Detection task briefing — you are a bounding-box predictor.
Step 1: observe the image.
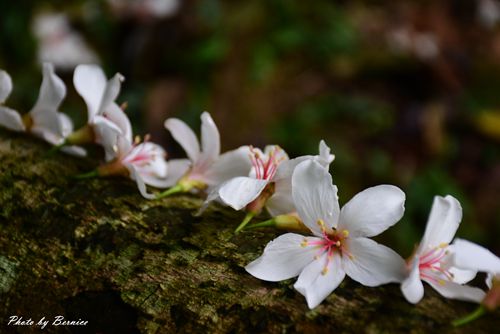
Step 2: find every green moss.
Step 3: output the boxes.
[0,130,499,333]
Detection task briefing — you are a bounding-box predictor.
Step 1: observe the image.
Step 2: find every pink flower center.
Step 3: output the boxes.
[249,146,284,181]
[122,137,160,168]
[301,219,351,275]
[418,244,454,284]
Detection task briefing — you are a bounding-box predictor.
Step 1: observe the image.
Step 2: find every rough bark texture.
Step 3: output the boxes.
[0,130,498,333]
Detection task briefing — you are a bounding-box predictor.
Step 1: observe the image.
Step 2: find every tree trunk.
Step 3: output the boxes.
[0,130,498,333]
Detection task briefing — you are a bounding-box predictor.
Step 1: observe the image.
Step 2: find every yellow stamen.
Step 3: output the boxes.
[439,242,448,249]
[438,279,446,286]
[316,219,326,233]
[321,267,329,275]
[342,230,349,237]
[300,239,308,248]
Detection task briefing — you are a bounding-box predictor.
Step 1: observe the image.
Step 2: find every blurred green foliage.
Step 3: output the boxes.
[0,0,498,254]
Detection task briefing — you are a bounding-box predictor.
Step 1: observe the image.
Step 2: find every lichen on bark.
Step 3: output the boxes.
[0,130,498,333]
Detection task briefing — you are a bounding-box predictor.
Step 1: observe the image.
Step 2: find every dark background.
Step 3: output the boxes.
[1,0,498,256]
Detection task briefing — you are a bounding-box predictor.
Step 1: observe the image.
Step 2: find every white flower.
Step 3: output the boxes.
[157,112,252,197]
[451,238,500,293]
[214,140,334,232]
[246,160,406,309]
[400,196,486,304]
[70,64,132,160]
[0,64,85,156]
[96,134,169,199]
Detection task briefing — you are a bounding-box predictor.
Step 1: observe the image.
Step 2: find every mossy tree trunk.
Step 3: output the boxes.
[0,130,498,333]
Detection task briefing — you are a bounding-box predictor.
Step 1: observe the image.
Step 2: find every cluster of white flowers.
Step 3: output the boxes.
[1,63,498,319]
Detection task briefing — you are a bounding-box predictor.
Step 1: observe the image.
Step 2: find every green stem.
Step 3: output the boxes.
[45,141,66,157]
[156,184,184,199]
[246,218,276,230]
[235,212,256,233]
[72,170,99,180]
[452,306,486,327]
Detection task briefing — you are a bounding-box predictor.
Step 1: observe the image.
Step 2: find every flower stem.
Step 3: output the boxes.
[45,141,66,157]
[246,218,276,230]
[452,306,485,327]
[72,170,99,180]
[156,184,184,199]
[235,211,256,233]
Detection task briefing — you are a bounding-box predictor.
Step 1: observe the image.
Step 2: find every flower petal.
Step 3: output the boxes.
[203,146,252,186]
[401,257,424,304]
[427,280,485,303]
[102,103,132,143]
[164,117,200,162]
[292,160,340,236]
[163,158,191,187]
[93,116,124,161]
[98,73,124,114]
[338,185,405,238]
[30,63,66,114]
[0,106,25,131]
[245,233,319,281]
[57,112,74,137]
[317,140,335,166]
[126,164,156,199]
[61,145,87,157]
[342,237,406,286]
[418,195,462,251]
[294,252,345,309]
[451,238,500,274]
[218,177,269,210]
[73,64,106,121]
[0,70,13,103]
[198,111,220,167]
[266,188,295,216]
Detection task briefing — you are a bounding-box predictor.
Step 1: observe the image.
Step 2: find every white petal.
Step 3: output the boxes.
[102,103,132,143]
[203,145,252,186]
[126,165,156,199]
[294,252,345,309]
[266,189,295,216]
[338,185,405,238]
[427,280,485,303]
[164,117,200,162]
[0,107,25,131]
[30,63,66,114]
[0,70,13,103]
[73,64,106,121]
[292,160,340,236]
[451,238,500,274]
[245,233,319,281]
[486,273,494,289]
[163,158,191,187]
[317,140,335,166]
[198,111,220,167]
[218,177,269,210]
[418,195,462,251]
[342,237,406,286]
[98,73,124,114]
[401,258,424,304]
[61,145,87,157]
[93,116,124,161]
[57,112,74,137]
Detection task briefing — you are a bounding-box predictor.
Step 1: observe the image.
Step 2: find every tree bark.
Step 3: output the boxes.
[0,130,498,333]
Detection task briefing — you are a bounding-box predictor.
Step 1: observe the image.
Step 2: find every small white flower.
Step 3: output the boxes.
[400,196,486,304]
[97,134,169,199]
[71,64,132,160]
[218,141,334,213]
[158,112,252,196]
[0,64,85,156]
[246,160,406,309]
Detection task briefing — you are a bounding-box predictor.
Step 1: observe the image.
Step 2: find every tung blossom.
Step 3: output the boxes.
[400,195,486,304]
[86,134,169,199]
[246,160,406,309]
[156,112,252,198]
[215,140,334,232]
[64,64,132,160]
[0,64,84,156]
